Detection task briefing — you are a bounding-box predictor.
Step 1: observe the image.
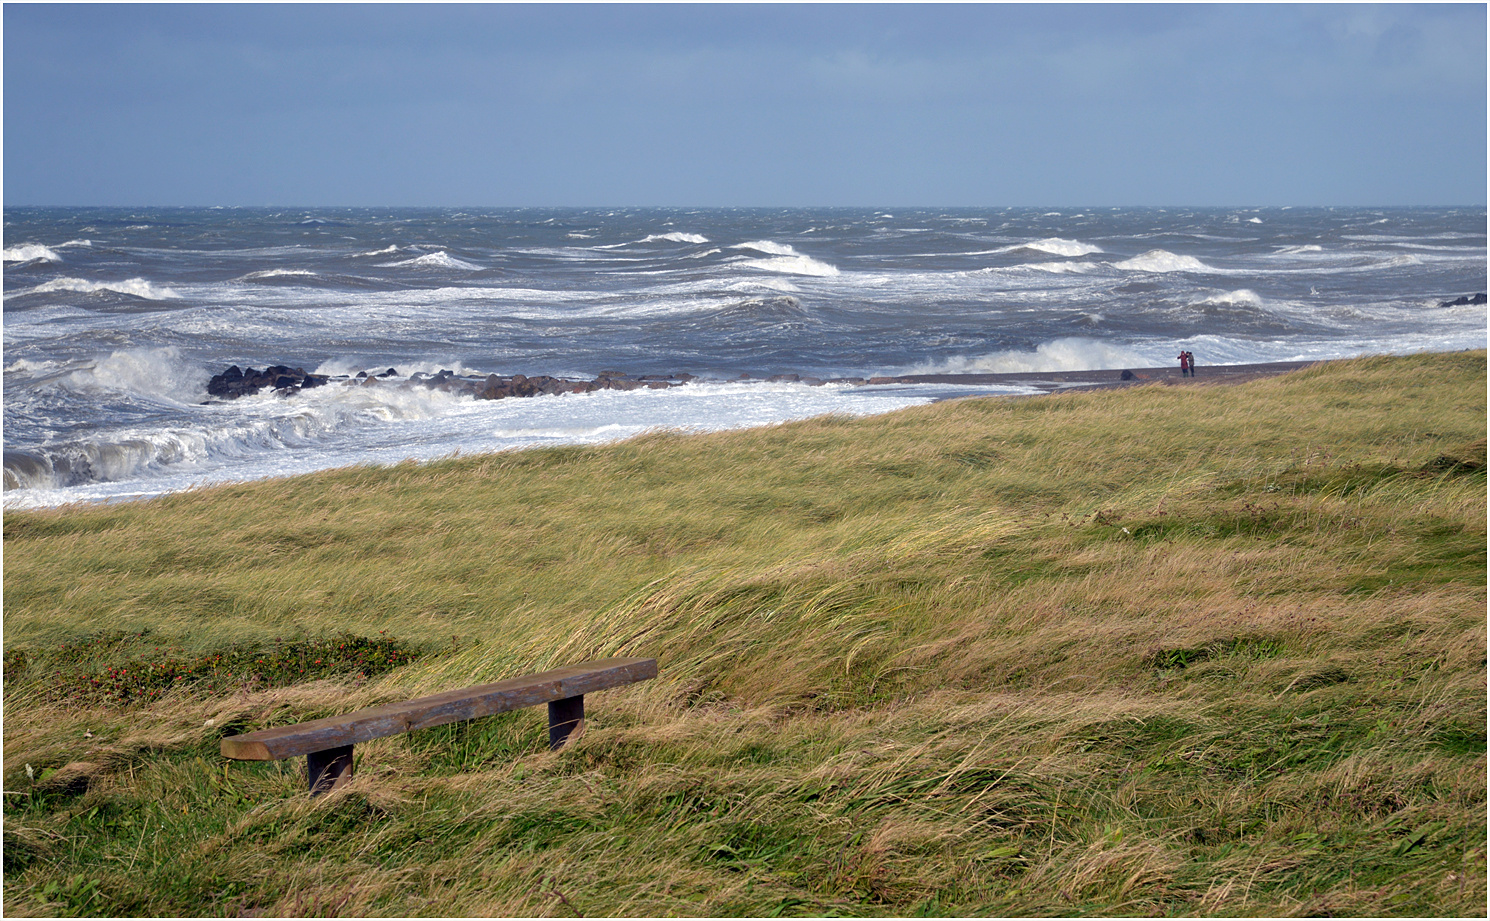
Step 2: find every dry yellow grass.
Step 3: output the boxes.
[3,350,1485,916]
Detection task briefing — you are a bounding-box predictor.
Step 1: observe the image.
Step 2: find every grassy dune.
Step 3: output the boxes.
[3,351,1485,917]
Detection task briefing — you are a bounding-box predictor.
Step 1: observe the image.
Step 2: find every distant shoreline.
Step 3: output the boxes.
[892,358,1324,396]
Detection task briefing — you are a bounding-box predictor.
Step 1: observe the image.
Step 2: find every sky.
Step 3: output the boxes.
[4,3,1486,208]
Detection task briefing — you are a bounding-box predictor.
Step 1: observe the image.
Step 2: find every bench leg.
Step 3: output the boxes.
[307,744,354,795]
[548,695,585,750]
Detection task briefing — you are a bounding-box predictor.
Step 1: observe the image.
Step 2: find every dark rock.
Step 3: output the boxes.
[208,363,322,399]
[1440,293,1487,307]
[1120,369,1136,380]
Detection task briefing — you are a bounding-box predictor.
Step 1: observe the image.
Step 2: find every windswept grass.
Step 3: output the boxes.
[4,351,1485,916]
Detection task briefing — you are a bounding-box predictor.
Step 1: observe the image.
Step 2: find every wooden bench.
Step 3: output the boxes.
[221,656,657,794]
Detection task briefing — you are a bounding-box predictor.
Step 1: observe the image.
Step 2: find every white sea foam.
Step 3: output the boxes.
[736,255,841,277]
[1194,289,1268,309]
[379,251,484,270]
[734,240,812,257]
[4,357,63,376]
[357,245,401,257]
[1,378,952,508]
[1113,250,1216,273]
[3,243,63,263]
[1021,238,1104,257]
[17,277,180,299]
[241,269,320,280]
[639,232,709,244]
[906,338,1152,375]
[60,347,211,403]
[722,277,802,294]
[728,241,839,276]
[1015,261,1099,275]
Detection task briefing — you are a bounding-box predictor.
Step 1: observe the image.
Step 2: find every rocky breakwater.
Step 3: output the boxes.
[204,364,696,402]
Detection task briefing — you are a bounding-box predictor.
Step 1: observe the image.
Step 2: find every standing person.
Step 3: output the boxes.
[1187,351,1197,376]
[1178,350,1190,377]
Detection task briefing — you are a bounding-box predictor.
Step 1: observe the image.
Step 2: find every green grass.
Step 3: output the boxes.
[4,351,1485,916]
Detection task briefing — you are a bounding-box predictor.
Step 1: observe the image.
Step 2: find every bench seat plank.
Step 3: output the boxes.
[221,656,656,761]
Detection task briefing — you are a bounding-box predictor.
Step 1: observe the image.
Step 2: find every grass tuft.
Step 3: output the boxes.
[3,351,1484,916]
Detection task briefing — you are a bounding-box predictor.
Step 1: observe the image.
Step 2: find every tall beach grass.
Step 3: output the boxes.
[3,351,1485,916]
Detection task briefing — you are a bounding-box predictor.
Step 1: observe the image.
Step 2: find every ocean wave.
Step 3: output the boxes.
[728,241,839,276]
[4,358,64,377]
[4,376,471,493]
[28,347,212,404]
[16,277,180,299]
[1382,254,1424,267]
[1014,261,1099,275]
[721,277,802,294]
[732,240,798,257]
[3,243,63,263]
[710,295,809,325]
[639,232,709,244]
[906,338,1152,375]
[378,251,485,270]
[357,244,402,257]
[1020,238,1104,257]
[1193,289,1268,309]
[1274,244,1324,255]
[240,269,320,281]
[1113,250,1216,273]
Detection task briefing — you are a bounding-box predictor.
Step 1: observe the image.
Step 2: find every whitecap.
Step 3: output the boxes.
[241,269,319,281]
[17,277,180,299]
[3,243,62,263]
[731,240,800,256]
[60,347,211,403]
[378,251,485,270]
[357,244,401,257]
[1113,250,1215,273]
[1193,289,1267,309]
[734,255,841,277]
[906,337,1151,375]
[639,232,710,244]
[1021,238,1105,257]
[728,240,839,276]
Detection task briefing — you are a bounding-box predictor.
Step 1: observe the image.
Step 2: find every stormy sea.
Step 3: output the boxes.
[4,206,1485,509]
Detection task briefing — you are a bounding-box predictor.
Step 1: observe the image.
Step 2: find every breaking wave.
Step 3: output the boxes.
[729,240,839,276]
[1113,250,1216,273]
[1019,238,1104,257]
[379,251,485,270]
[639,232,709,244]
[3,243,63,263]
[907,338,1152,375]
[16,277,180,299]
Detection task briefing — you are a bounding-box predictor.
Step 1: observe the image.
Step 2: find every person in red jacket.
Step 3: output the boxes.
[1178,350,1191,377]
